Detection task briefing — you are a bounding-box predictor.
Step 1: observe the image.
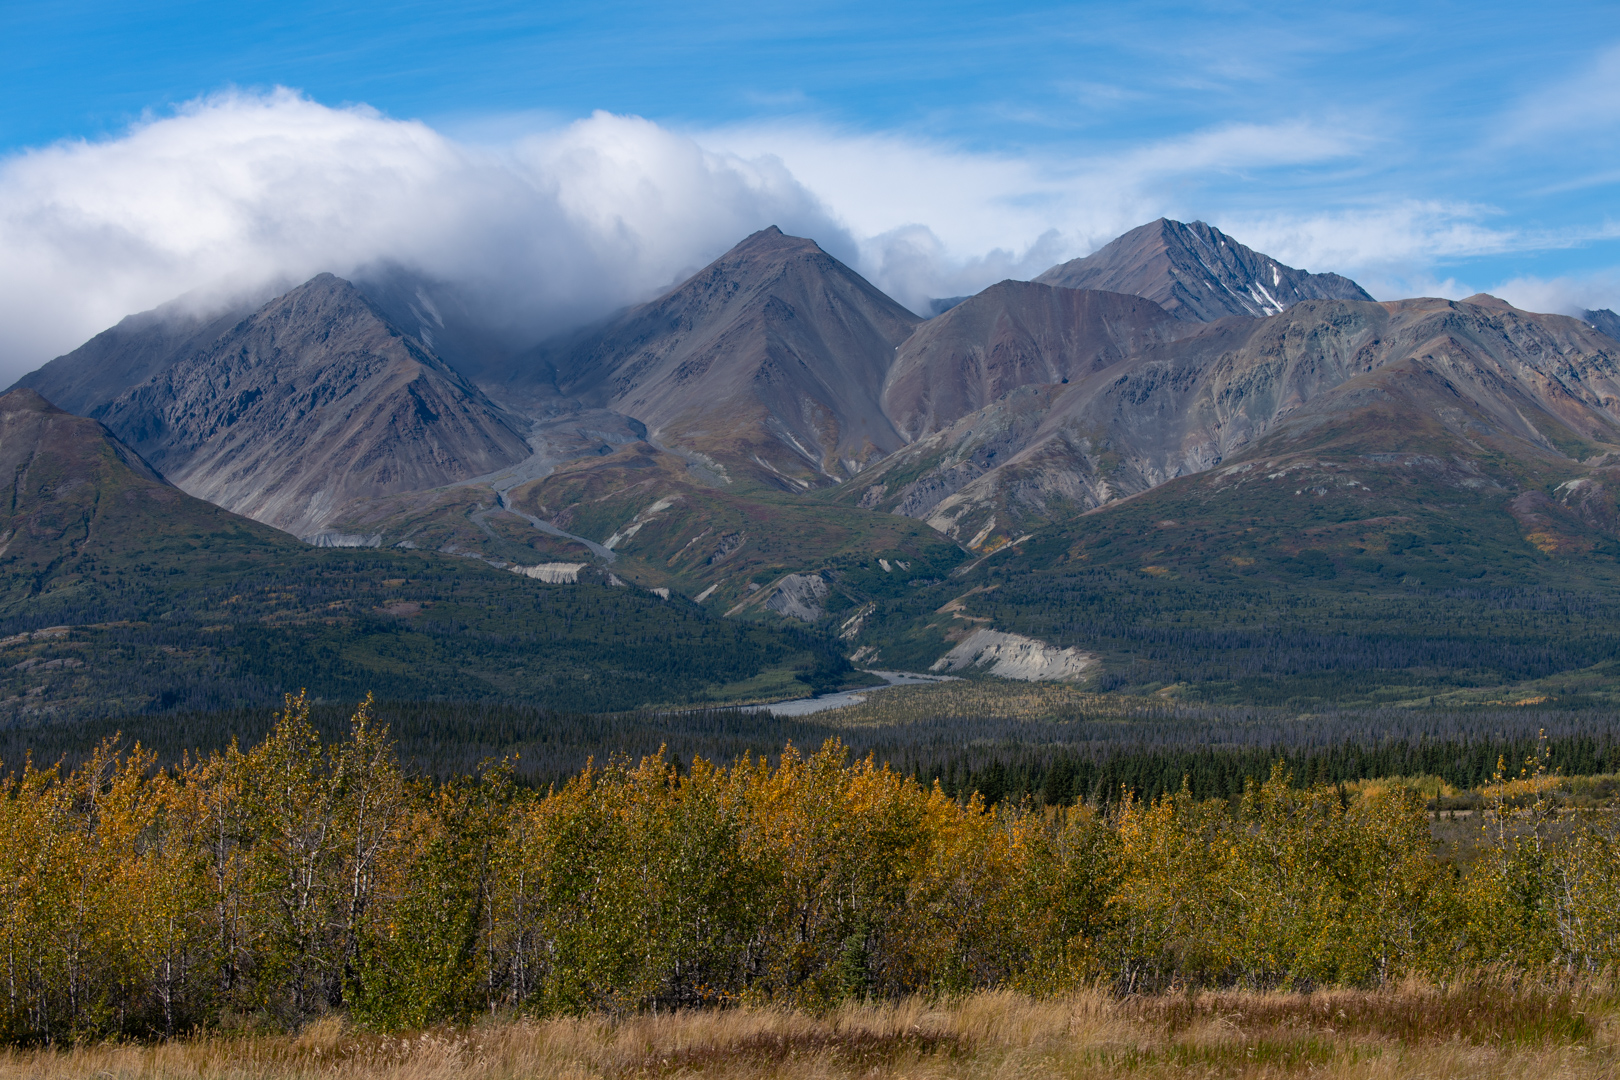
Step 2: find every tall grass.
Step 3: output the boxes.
[0,982,1612,1079]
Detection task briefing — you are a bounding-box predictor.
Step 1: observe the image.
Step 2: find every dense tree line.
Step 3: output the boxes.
[12,695,1617,800]
[923,732,1620,808]
[0,693,1616,1043]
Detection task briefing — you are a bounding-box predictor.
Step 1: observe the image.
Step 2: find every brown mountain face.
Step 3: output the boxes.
[9,270,515,419]
[528,227,921,488]
[96,274,532,539]
[0,388,296,599]
[881,281,1184,440]
[1027,323,1620,600]
[842,296,1620,549]
[12,298,254,418]
[1035,218,1373,322]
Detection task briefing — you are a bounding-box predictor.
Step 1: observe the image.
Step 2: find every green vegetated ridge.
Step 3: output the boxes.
[0,394,864,721]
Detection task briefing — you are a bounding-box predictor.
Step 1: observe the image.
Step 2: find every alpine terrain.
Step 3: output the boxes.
[11,217,1620,715]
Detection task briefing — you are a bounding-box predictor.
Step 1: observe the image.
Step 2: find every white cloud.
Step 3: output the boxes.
[1213,203,1620,302]
[1491,272,1620,317]
[1,88,1614,387]
[704,117,1365,309]
[0,90,850,381]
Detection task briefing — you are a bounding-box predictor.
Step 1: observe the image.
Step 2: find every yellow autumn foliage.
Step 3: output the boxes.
[0,694,1615,1043]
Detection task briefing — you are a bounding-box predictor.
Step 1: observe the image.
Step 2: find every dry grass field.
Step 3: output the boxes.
[4,983,1614,1080]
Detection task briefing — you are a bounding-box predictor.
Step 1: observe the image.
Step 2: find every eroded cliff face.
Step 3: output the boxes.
[930,628,1094,680]
[96,274,531,538]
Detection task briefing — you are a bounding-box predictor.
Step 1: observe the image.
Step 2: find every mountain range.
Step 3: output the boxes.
[11,216,1620,713]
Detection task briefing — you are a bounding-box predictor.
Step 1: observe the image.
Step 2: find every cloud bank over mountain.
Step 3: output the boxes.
[2,88,1616,384]
[0,91,854,380]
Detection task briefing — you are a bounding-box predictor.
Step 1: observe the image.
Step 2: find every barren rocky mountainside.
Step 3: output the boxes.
[512,226,921,487]
[1035,218,1373,321]
[93,275,532,538]
[15,296,258,418]
[1586,308,1620,341]
[880,280,1187,441]
[841,294,1620,548]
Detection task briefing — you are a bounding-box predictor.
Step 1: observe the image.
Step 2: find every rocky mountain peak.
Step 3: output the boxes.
[1034,217,1373,322]
[724,224,820,259]
[2,386,57,416]
[93,273,531,538]
[1461,293,1517,310]
[541,229,921,486]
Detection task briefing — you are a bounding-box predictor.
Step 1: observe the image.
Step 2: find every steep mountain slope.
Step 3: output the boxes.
[0,387,299,599]
[880,280,1184,440]
[9,270,515,417]
[12,297,256,417]
[842,296,1620,549]
[1034,218,1373,321]
[95,274,532,539]
[352,264,523,387]
[521,227,921,487]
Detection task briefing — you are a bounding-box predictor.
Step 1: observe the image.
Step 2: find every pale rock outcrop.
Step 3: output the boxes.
[765,573,831,621]
[930,628,1093,681]
[511,562,587,583]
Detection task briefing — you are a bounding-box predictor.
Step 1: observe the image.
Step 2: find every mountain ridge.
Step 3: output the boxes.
[14,299,256,418]
[0,386,302,613]
[1035,218,1374,321]
[881,280,1185,441]
[16,218,1620,704]
[841,296,1620,549]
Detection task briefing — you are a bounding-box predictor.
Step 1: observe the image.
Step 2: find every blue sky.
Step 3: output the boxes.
[1,1,1618,375]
